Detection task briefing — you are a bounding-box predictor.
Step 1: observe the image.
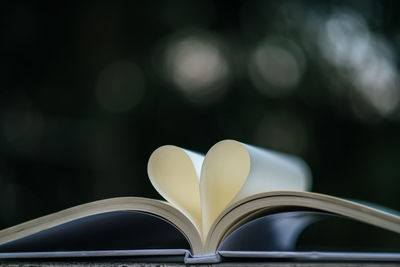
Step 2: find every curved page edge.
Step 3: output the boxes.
[0,197,203,255]
[204,191,400,254]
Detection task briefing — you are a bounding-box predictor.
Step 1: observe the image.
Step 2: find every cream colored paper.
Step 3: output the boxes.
[148,140,311,238]
[200,140,311,236]
[148,145,203,232]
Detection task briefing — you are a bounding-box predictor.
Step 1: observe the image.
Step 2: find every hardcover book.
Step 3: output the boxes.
[0,140,399,263]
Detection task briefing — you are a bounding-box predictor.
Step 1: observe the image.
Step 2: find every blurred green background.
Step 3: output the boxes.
[1,0,400,232]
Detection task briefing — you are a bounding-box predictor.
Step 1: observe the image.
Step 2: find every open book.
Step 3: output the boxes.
[0,140,400,263]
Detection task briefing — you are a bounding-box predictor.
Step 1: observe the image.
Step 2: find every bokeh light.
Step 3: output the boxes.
[164,32,230,104]
[317,9,400,117]
[318,11,370,69]
[248,39,306,97]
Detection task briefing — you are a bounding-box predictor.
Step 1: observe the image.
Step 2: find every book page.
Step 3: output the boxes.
[233,142,311,201]
[0,211,191,252]
[0,197,204,255]
[218,211,321,251]
[204,191,400,254]
[148,145,203,232]
[200,140,311,237]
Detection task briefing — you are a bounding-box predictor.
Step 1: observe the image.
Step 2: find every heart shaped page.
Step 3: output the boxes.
[200,140,251,236]
[148,140,312,239]
[200,140,311,237]
[148,145,203,232]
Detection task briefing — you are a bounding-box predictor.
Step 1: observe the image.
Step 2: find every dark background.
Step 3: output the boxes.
[1,0,400,234]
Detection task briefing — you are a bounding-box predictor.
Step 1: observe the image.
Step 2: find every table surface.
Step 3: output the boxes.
[1,261,400,267]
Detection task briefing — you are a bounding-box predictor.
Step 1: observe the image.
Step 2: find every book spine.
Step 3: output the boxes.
[184,252,221,264]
